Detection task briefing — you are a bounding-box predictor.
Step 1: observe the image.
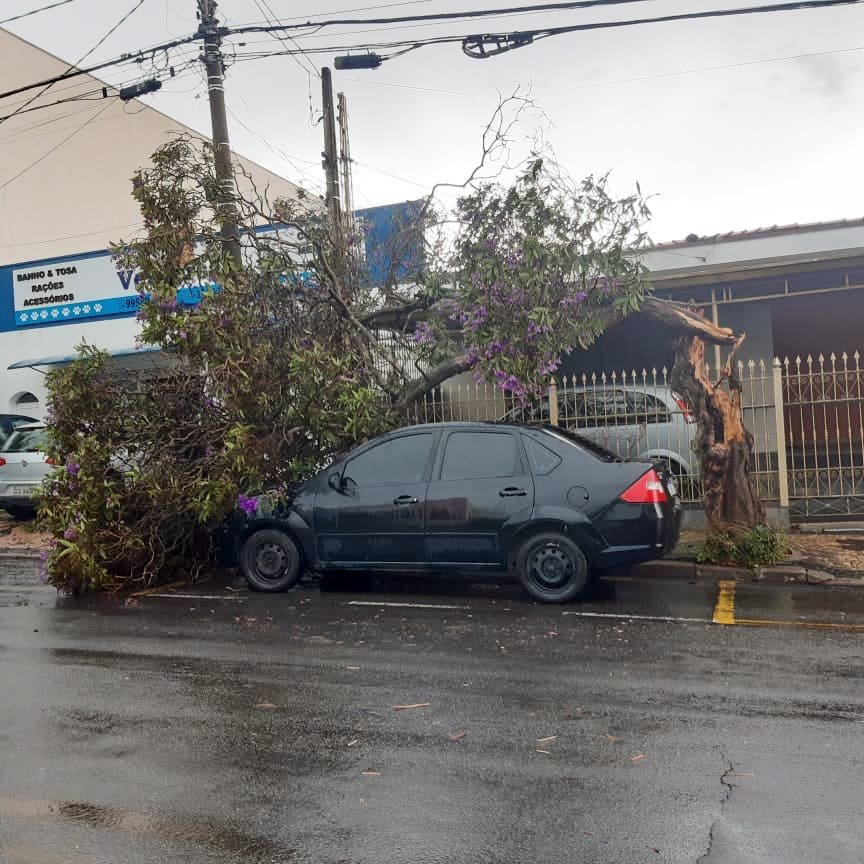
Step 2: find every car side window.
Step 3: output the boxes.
[522,436,561,475]
[343,433,434,486]
[440,432,520,481]
[628,391,671,424]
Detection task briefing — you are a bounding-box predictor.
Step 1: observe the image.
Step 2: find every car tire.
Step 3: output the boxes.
[515,532,589,604]
[5,506,35,521]
[240,528,303,593]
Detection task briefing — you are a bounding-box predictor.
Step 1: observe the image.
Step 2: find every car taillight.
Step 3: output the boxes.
[620,469,668,504]
[674,396,694,423]
[0,457,5,468]
[46,456,56,465]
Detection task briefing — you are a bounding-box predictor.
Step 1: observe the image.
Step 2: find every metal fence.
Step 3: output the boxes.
[402,354,864,521]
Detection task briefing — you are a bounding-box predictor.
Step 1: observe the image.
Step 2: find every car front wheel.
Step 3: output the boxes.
[240,528,303,592]
[515,532,588,604]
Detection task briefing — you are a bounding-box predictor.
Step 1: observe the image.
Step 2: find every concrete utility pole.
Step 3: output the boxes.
[337,91,355,233]
[320,66,341,229]
[196,0,241,264]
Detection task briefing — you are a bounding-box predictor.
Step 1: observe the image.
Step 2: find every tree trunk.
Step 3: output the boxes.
[670,332,765,533]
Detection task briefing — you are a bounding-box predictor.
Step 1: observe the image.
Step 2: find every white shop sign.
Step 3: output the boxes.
[12,254,140,327]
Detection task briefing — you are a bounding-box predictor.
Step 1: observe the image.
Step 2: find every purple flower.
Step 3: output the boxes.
[63,526,78,541]
[177,331,188,341]
[413,322,436,345]
[65,459,80,477]
[559,291,588,308]
[237,493,259,516]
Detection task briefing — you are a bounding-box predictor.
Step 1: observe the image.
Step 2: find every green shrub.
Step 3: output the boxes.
[696,525,790,569]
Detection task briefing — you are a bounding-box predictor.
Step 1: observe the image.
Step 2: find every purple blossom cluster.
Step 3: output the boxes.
[237,493,259,516]
[413,321,436,345]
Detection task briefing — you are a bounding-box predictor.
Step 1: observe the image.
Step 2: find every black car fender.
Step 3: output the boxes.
[504,505,607,567]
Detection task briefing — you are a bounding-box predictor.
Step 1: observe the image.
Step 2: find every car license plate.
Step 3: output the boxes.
[8,486,34,496]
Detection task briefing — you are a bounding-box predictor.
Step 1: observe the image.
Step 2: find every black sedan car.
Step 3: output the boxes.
[232,422,681,603]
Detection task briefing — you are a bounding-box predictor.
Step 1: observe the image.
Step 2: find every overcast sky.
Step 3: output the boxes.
[4,0,864,241]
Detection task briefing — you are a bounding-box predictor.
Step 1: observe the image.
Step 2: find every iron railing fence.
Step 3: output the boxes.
[401,355,864,519]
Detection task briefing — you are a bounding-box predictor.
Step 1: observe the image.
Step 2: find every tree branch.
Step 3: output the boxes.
[396,354,476,406]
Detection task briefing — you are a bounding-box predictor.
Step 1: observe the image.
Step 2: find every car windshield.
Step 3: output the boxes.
[2,428,48,453]
[540,425,621,462]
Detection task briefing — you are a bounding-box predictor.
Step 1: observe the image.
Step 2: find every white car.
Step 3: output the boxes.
[0,423,51,519]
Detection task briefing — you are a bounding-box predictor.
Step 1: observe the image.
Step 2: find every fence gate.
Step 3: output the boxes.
[783,352,864,519]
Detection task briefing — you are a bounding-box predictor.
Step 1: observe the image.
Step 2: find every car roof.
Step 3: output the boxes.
[391,421,539,433]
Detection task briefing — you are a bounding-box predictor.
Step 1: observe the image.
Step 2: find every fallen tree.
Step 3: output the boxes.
[38,123,765,592]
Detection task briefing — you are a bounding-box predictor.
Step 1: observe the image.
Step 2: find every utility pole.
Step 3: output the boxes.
[337,91,355,234]
[196,0,241,264]
[320,66,342,230]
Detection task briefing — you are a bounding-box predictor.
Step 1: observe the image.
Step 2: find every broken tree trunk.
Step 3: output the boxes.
[670,328,766,533]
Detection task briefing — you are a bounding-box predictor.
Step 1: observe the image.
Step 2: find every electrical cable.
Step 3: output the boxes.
[0,0,79,26]
[0,100,113,190]
[222,0,864,63]
[0,33,199,104]
[228,0,663,35]
[0,0,149,126]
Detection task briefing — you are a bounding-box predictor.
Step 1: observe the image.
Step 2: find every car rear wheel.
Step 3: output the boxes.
[5,506,35,521]
[240,528,303,593]
[515,532,588,604]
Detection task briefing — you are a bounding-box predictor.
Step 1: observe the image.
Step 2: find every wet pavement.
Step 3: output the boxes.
[2,569,864,863]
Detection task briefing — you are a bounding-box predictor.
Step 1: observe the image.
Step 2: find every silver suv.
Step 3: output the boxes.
[502,385,696,474]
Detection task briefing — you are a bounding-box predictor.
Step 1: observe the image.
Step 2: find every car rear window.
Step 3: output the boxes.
[522,436,561,474]
[2,428,48,453]
[540,426,621,462]
[440,431,520,480]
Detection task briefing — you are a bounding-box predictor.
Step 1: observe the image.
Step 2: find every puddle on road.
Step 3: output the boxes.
[0,796,296,860]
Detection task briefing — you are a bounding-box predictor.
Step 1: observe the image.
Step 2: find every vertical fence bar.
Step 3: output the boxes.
[772,357,790,510]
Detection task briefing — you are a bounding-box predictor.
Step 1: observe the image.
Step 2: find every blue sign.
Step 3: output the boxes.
[355,200,426,286]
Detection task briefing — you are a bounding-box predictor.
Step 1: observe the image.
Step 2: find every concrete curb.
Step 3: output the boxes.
[632,559,864,587]
[0,548,43,559]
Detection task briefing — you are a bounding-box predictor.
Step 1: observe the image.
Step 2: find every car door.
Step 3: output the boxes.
[313,430,437,565]
[425,429,534,566]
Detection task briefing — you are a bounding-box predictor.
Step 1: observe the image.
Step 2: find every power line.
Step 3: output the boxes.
[223,0,864,63]
[0,0,79,26]
[253,0,321,79]
[0,33,198,104]
[0,101,112,191]
[0,0,149,125]
[226,0,662,37]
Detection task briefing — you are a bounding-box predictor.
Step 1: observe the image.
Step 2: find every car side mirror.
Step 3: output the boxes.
[328,472,342,490]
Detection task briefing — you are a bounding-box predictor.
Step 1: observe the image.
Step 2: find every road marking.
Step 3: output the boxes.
[561,611,708,624]
[712,579,737,625]
[345,600,468,610]
[732,617,864,633]
[129,580,187,597]
[144,592,243,600]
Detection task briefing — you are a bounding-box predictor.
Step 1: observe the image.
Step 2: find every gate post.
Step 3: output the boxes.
[548,379,559,427]
[772,358,790,510]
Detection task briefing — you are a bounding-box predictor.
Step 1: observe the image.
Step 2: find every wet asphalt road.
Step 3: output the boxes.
[2,565,864,864]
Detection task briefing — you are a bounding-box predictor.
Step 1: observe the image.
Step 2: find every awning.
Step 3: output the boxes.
[7,345,165,370]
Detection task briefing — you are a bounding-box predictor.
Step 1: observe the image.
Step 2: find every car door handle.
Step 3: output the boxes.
[499,487,528,497]
[394,495,419,506]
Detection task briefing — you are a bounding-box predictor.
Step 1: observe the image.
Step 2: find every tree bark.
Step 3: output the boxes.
[670,330,765,533]
[396,355,475,406]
